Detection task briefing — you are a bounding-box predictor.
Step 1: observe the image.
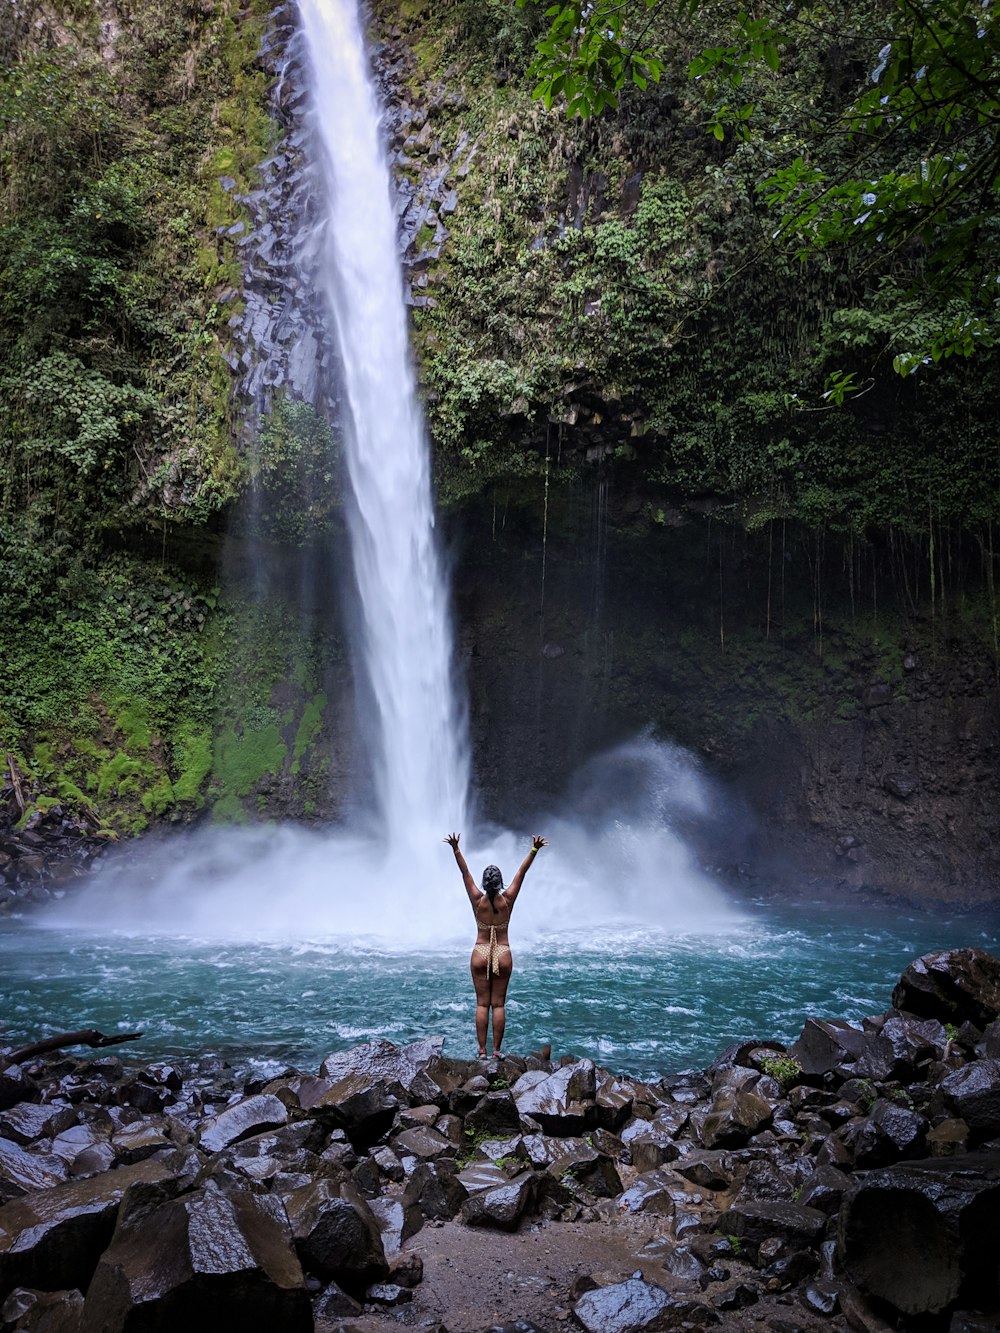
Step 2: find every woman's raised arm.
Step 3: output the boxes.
[444,832,479,905]
[504,835,547,906]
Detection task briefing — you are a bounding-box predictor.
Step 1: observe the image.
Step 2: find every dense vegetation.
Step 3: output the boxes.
[0,0,997,833]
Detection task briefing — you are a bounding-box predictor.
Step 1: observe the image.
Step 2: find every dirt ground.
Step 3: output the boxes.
[316,1214,844,1333]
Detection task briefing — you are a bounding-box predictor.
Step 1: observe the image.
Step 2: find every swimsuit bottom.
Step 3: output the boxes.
[474,926,510,979]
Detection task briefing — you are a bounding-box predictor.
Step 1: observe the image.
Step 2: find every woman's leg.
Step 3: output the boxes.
[489,952,513,1056]
[470,951,491,1057]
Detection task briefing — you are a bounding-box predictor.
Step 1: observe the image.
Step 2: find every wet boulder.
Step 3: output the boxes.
[693,1070,774,1149]
[730,1158,794,1206]
[796,1166,852,1216]
[464,1091,521,1140]
[0,1067,34,1115]
[391,1124,452,1160]
[846,1099,928,1167]
[80,1181,311,1333]
[838,1152,1000,1318]
[789,1019,867,1078]
[319,1036,448,1105]
[892,949,1000,1029]
[855,1015,946,1082]
[402,1159,468,1220]
[284,1179,388,1295]
[616,1169,676,1217]
[459,1169,537,1231]
[672,1149,732,1192]
[0,1286,84,1331]
[573,1278,716,1333]
[721,1199,827,1258]
[198,1094,288,1153]
[306,1076,399,1149]
[627,1127,680,1173]
[512,1061,596,1135]
[0,1103,77,1147]
[0,1158,177,1299]
[367,1195,422,1255]
[545,1139,622,1198]
[940,1059,1000,1143]
[591,1076,633,1132]
[0,1140,68,1203]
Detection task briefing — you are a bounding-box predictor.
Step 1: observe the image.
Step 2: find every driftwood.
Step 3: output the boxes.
[9,1029,144,1064]
[5,753,25,814]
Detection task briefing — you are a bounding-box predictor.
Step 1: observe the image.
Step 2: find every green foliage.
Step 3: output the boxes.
[517,0,665,115]
[525,0,1000,371]
[757,1053,802,1090]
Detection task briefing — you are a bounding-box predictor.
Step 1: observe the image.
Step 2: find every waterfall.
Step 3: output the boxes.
[298,0,469,842]
[43,0,745,946]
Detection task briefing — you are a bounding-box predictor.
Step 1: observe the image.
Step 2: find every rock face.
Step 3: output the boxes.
[0,1160,177,1298]
[2,949,1000,1330]
[838,1154,1000,1317]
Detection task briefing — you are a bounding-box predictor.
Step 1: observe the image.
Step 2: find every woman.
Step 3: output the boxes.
[444,832,547,1059]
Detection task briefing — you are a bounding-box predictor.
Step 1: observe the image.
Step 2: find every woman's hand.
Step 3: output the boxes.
[531,835,548,851]
[444,833,461,850]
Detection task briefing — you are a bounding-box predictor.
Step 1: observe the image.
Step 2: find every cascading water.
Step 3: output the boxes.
[37,0,743,949]
[298,0,469,842]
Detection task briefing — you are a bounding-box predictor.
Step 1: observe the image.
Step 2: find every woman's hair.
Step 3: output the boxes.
[481,864,504,908]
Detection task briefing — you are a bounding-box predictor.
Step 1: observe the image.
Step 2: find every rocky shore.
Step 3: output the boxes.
[1,948,999,1333]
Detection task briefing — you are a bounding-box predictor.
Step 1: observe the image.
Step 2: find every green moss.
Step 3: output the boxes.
[292,693,327,767]
[115,702,152,754]
[142,773,175,817]
[213,721,288,802]
[172,722,213,805]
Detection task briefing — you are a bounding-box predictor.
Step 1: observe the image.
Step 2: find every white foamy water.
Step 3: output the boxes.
[299,0,469,844]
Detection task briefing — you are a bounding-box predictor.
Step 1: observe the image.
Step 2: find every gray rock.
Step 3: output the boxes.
[307,1075,400,1148]
[796,1166,852,1216]
[313,1279,362,1319]
[800,1283,839,1315]
[80,1182,310,1332]
[319,1036,446,1106]
[512,1061,596,1134]
[0,1067,34,1113]
[464,1091,521,1139]
[366,1281,413,1305]
[198,1094,288,1153]
[694,1070,774,1149]
[731,1158,794,1205]
[592,1076,633,1132]
[392,1125,451,1159]
[628,1130,680,1173]
[616,1170,675,1217]
[672,1150,731,1191]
